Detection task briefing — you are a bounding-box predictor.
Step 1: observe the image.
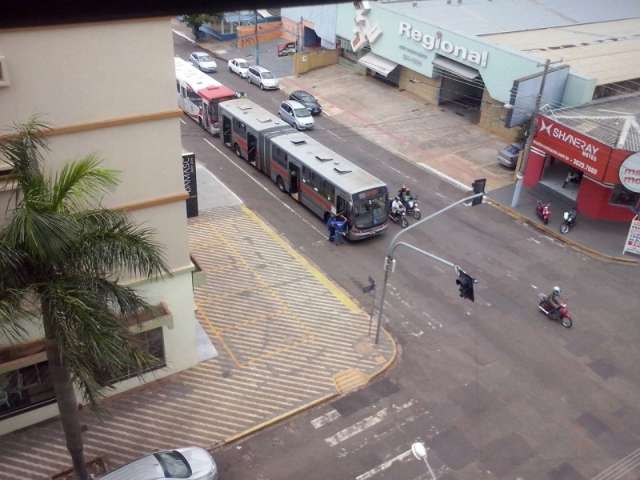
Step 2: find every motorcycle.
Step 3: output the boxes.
[559,208,577,234]
[389,202,409,228]
[537,293,573,328]
[400,195,422,220]
[536,200,551,225]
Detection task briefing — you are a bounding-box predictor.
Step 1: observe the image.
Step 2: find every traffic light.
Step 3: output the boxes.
[456,269,476,302]
[471,178,486,206]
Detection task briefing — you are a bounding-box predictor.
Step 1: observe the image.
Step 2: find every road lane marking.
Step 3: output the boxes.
[172,29,195,43]
[311,409,341,429]
[202,138,326,239]
[323,128,345,142]
[325,408,388,447]
[180,118,187,125]
[592,446,640,480]
[355,448,414,480]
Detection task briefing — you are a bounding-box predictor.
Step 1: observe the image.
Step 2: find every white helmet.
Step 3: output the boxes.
[553,286,561,295]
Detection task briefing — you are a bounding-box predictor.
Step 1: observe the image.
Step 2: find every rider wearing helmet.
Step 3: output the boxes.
[399,185,412,204]
[548,286,562,311]
[391,196,404,216]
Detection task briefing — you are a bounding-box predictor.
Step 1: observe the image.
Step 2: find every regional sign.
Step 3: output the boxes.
[619,152,640,193]
[533,116,611,181]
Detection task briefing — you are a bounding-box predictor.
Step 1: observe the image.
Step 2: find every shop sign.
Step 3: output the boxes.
[623,215,640,256]
[533,116,611,181]
[398,22,489,68]
[619,152,640,193]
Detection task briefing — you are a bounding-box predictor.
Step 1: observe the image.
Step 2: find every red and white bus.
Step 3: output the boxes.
[174,57,237,136]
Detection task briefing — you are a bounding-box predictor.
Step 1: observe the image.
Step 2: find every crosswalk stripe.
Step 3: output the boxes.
[311,409,341,429]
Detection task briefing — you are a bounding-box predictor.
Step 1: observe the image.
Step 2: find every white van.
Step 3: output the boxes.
[247,65,279,90]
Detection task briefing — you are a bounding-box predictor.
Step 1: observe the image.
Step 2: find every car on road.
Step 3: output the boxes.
[101,447,218,480]
[189,52,217,73]
[227,58,249,78]
[278,100,314,130]
[288,90,322,116]
[247,65,279,90]
[497,143,523,169]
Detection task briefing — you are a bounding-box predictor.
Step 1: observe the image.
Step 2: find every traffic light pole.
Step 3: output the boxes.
[373,192,483,344]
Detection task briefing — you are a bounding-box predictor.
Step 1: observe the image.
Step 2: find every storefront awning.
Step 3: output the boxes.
[433,57,480,80]
[358,53,398,77]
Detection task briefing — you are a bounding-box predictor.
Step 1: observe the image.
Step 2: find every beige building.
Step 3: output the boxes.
[0,18,201,435]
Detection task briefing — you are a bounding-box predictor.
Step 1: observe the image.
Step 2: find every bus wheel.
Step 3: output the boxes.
[276,176,285,192]
[234,143,242,158]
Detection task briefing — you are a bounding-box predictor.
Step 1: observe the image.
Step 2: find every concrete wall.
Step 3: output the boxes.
[562,73,598,106]
[398,67,440,104]
[478,90,521,143]
[236,21,282,48]
[0,18,200,434]
[294,49,340,75]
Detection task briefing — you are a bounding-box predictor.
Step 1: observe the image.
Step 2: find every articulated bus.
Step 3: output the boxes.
[174,57,237,136]
[219,99,388,239]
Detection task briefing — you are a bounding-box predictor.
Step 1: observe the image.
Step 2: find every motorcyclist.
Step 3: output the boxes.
[547,286,562,312]
[398,185,413,205]
[390,196,405,217]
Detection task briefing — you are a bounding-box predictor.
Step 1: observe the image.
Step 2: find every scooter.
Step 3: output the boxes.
[559,208,577,234]
[536,200,551,225]
[537,293,573,328]
[389,203,409,228]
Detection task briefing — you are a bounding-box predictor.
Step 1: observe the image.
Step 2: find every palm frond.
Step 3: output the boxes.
[0,287,34,342]
[51,156,119,213]
[0,116,49,193]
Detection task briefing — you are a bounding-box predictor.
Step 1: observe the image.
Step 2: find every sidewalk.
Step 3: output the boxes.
[0,167,395,479]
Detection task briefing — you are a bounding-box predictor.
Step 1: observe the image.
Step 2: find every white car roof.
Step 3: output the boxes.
[284,100,306,110]
[192,52,210,58]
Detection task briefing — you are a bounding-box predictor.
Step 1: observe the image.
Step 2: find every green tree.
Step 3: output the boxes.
[183,14,208,40]
[0,119,169,480]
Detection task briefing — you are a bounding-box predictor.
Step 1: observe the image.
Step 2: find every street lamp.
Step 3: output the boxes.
[411,442,437,480]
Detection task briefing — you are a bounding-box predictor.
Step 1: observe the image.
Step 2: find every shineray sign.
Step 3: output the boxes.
[398,22,489,68]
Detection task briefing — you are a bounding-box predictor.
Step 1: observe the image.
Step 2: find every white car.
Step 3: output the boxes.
[227,58,249,78]
[278,100,314,130]
[101,447,218,480]
[247,65,279,90]
[189,52,217,73]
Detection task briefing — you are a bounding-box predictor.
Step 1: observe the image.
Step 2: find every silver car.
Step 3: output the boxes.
[101,447,218,480]
[278,100,314,130]
[189,52,217,73]
[247,65,279,90]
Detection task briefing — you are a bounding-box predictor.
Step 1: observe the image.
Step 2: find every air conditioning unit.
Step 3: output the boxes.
[0,57,10,87]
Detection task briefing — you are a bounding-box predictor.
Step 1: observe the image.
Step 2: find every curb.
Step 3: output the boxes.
[486,198,639,266]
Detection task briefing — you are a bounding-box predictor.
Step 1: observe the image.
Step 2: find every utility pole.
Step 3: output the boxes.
[373,188,484,344]
[254,10,260,66]
[511,58,561,208]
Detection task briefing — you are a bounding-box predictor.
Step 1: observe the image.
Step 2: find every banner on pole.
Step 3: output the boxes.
[623,215,640,256]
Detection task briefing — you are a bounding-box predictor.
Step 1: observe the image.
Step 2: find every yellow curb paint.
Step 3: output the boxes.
[240,205,363,314]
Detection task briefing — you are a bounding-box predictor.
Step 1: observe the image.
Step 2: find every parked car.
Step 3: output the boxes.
[247,66,279,90]
[278,100,314,130]
[277,41,297,57]
[288,90,322,115]
[189,52,217,73]
[227,58,249,78]
[101,447,218,480]
[497,143,523,169]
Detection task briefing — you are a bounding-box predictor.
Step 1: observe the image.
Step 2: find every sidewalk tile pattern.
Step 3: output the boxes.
[0,205,393,479]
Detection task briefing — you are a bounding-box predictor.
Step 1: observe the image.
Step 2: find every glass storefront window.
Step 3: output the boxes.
[0,362,56,420]
[610,184,640,207]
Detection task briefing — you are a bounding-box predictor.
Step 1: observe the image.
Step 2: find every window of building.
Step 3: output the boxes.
[610,184,640,207]
[233,119,246,136]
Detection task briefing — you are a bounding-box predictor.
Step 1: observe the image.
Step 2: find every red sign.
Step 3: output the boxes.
[532,116,611,181]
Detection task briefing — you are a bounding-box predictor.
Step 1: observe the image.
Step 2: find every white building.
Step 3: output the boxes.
[0,17,202,435]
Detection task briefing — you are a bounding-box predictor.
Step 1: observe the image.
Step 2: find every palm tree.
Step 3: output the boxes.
[0,118,170,480]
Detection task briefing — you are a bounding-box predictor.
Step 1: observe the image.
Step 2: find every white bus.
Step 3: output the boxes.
[219,99,388,239]
[174,57,237,136]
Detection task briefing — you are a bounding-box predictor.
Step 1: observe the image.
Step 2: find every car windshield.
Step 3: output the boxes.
[261,72,274,79]
[294,108,311,117]
[154,451,191,479]
[237,60,248,67]
[197,55,213,62]
[506,145,520,154]
[352,188,388,228]
[297,92,313,101]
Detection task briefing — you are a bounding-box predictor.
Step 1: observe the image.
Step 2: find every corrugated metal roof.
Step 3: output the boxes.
[485,18,640,85]
[379,0,640,36]
[543,93,640,151]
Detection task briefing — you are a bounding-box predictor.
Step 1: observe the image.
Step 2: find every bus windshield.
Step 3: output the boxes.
[352,187,388,229]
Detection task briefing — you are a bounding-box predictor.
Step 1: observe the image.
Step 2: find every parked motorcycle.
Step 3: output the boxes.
[537,293,573,328]
[401,195,422,220]
[389,202,409,228]
[536,200,551,225]
[559,208,577,234]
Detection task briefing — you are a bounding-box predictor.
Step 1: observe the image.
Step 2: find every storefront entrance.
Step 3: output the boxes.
[539,157,583,201]
[435,56,484,123]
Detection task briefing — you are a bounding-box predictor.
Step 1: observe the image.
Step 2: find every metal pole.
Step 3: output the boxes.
[373,192,482,344]
[254,10,260,66]
[511,59,555,208]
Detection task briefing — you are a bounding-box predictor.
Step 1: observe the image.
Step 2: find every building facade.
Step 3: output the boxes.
[0,18,201,434]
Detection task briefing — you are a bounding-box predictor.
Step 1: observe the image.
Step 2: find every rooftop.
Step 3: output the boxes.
[543,93,640,151]
[379,0,640,36]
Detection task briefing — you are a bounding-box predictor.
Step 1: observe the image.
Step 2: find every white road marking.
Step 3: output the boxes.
[180,118,187,125]
[325,409,388,447]
[592,446,640,480]
[355,448,414,480]
[310,409,341,429]
[323,128,345,142]
[527,236,541,244]
[415,162,472,192]
[202,138,326,238]
[531,284,538,290]
[172,29,195,44]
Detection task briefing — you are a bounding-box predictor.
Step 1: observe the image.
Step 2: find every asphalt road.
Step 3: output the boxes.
[174,36,640,480]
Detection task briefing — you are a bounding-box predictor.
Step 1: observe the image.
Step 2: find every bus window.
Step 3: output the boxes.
[302,166,310,183]
[233,119,246,135]
[322,180,335,201]
[176,81,180,93]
